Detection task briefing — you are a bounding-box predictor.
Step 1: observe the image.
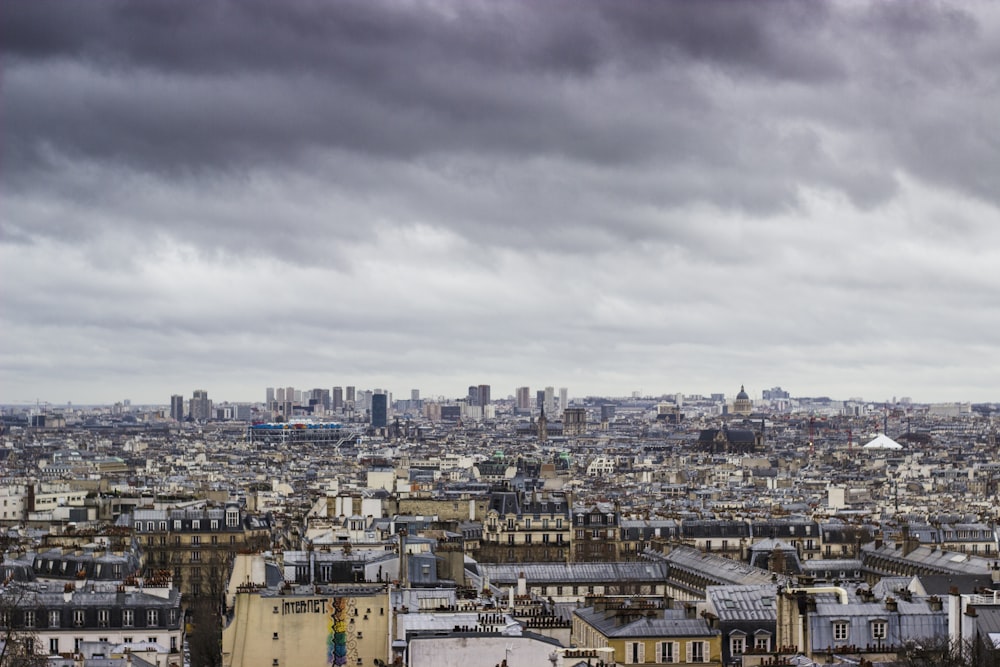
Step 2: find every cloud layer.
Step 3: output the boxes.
[3,0,999,404]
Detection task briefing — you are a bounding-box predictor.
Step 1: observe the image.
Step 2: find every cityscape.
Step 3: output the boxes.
[2,384,1000,666]
[4,0,1000,666]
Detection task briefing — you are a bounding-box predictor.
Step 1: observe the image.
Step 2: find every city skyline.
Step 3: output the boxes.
[3,1,1000,406]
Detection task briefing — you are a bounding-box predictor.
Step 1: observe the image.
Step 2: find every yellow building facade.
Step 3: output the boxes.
[222,584,391,667]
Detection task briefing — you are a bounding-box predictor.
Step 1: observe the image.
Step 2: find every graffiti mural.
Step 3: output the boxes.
[327,597,349,665]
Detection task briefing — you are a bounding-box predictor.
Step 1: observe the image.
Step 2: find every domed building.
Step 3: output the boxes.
[733,384,753,416]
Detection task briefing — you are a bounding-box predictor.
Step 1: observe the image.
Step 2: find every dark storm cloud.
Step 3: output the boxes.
[1,0,933,213]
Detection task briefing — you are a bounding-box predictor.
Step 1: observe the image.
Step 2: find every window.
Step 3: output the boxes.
[273,632,279,640]
[192,520,201,530]
[211,520,219,530]
[625,641,645,664]
[191,551,201,562]
[833,621,849,641]
[731,635,746,655]
[508,534,515,544]
[123,637,133,645]
[49,638,59,654]
[872,621,887,640]
[24,611,35,628]
[98,609,109,628]
[524,519,531,529]
[173,520,181,530]
[147,637,156,644]
[159,521,167,531]
[123,609,134,627]
[147,609,159,626]
[525,534,532,544]
[49,610,60,627]
[171,637,177,652]
[658,641,679,663]
[147,521,154,531]
[556,518,563,529]
[755,634,771,651]
[687,640,706,663]
[192,536,201,546]
[74,637,83,652]
[211,535,218,545]
[73,609,85,627]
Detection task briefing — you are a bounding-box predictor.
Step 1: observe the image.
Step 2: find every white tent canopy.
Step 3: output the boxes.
[862,433,903,450]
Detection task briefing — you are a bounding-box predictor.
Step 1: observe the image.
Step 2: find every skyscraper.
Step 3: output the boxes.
[332,386,344,410]
[477,384,491,407]
[190,390,211,422]
[346,386,356,403]
[265,387,275,405]
[544,386,555,414]
[559,387,568,412]
[516,386,531,411]
[371,393,388,428]
[170,394,184,421]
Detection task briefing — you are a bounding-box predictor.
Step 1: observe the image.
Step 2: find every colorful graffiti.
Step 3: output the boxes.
[327,597,349,665]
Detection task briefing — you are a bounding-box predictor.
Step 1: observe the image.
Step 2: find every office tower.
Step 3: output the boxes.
[544,386,555,414]
[170,394,184,421]
[190,390,211,422]
[346,386,356,403]
[312,388,330,410]
[411,389,420,402]
[516,386,531,411]
[265,387,275,405]
[559,387,568,412]
[371,393,388,428]
[477,384,491,407]
[286,387,295,405]
[467,386,479,406]
[601,404,616,422]
[332,387,344,410]
[536,390,545,410]
[276,387,286,403]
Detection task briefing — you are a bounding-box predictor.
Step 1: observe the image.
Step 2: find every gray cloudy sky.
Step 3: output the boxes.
[3,0,1000,406]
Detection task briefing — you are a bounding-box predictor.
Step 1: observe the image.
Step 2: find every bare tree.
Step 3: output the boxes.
[896,635,1000,667]
[0,584,46,667]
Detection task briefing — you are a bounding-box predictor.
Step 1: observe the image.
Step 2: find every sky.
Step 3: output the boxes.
[2,0,1000,406]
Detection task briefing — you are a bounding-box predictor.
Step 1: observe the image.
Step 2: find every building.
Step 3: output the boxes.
[128,503,272,599]
[559,387,568,412]
[371,393,388,429]
[189,390,211,422]
[222,583,391,667]
[563,407,587,436]
[515,386,531,411]
[573,503,620,562]
[572,598,723,666]
[705,584,778,664]
[169,395,184,422]
[332,386,344,410]
[773,585,947,665]
[733,385,753,416]
[479,491,570,563]
[0,575,184,663]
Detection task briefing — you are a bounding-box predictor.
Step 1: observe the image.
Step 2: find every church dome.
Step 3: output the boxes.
[736,385,749,400]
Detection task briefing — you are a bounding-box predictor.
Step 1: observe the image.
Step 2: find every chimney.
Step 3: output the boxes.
[886,597,898,612]
[929,596,943,612]
[517,571,527,597]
